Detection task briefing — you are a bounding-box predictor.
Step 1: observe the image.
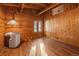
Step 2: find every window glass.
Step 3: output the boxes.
[38,20,42,32]
[34,20,37,32]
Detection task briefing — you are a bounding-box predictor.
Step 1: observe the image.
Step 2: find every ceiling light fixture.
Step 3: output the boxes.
[7,9,17,25]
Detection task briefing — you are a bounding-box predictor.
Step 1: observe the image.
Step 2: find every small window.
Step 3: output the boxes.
[38,20,42,32]
[34,20,38,32]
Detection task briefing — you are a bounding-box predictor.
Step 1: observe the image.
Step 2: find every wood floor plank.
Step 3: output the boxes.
[0,38,79,56]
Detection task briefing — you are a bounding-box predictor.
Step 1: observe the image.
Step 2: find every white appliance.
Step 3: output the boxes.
[5,32,20,48]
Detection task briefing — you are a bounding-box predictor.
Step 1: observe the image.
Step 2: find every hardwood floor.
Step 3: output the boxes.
[0,38,79,56]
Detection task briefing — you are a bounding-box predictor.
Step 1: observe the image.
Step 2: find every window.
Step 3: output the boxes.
[34,20,38,32]
[34,20,42,32]
[38,20,42,32]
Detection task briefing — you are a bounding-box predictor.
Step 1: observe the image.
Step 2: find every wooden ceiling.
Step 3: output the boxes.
[1,3,60,15]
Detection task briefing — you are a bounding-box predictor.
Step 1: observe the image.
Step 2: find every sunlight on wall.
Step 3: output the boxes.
[45,20,50,32]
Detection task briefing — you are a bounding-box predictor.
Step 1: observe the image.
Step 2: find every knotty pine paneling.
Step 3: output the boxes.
[5,8,43,42]
[43,4,79,48]
[0,5,5,52]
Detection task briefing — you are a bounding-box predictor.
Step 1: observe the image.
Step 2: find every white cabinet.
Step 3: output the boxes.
[5,32,20,48]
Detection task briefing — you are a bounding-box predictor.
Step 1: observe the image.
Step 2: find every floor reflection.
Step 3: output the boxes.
[29,39,47,56]
[39,40,48,56]
[29,44,36,56]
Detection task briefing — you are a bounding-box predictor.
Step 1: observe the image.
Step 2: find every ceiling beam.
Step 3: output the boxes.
[33,4,48,8]
[2,4,42,10]
[24,5,42,10]
[20,3,25,12]
[38,3,61,15]
[2,4,20,7]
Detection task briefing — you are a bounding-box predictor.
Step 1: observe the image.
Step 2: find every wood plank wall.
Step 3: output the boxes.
[42,4,79,48]
[4,6,44,42]
[0,4,44,51]
[0,5,5,51]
